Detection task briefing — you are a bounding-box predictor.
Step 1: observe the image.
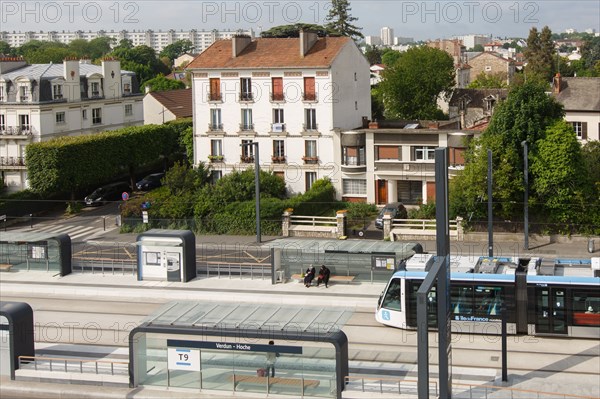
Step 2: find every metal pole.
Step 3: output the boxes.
[502,304,508,382]
[521,141,529,251]
[487,150,493,257]
[254,143,261,243]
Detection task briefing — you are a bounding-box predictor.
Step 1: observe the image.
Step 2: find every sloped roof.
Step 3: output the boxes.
[147,88,192,118]
[1,63,134,81]
[553,77,600,112]
[449,88,509,108]
[469,51,514,64]
[186,37,352,69]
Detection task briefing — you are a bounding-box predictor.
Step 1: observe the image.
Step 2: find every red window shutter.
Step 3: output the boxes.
[304,77,315,101]
[210,78,220,100]
[582,122,588,140]
[272,78,283,100]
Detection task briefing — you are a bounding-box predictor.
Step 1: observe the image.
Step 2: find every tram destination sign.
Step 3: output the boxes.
[167,339,303,354]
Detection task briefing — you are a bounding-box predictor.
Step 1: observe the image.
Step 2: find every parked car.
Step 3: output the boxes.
[84,182,130,206]
[136,173,165,191]
[375,202,407,229]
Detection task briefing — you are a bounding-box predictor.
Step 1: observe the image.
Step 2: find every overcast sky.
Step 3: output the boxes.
[1,1,598,41]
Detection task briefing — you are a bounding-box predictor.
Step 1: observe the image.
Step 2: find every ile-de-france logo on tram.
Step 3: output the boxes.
[382,310,391,321]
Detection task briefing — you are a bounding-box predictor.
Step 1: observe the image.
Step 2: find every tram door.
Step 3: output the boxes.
[535,286,567,334]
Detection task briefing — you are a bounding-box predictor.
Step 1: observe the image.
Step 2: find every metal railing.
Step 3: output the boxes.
[0,156,26,166]
[18,356,128,376]
[290,215,337,228]
[0,126,35,136]
[345,376,437,397]
[199,261,271,280]
[73,257,137,275]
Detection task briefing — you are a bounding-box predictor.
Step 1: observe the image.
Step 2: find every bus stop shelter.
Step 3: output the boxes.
[129,301,353,398]
[0,232,71,275]
[0,302,34,379]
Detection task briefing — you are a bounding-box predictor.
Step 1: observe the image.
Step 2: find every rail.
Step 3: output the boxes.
[199,261,271,280]
[391,218,458,230]
[18,355,128,376]
[289,215,337,227]
[73,257,137,275]
[345,376,597,399]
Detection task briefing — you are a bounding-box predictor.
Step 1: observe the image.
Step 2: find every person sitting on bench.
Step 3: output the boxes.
[317,265,331,288]
[304,265,316,287]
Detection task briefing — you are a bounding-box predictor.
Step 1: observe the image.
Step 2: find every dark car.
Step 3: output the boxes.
[375,202,407,229]
[84,182,130,206]
[136,173,164,191]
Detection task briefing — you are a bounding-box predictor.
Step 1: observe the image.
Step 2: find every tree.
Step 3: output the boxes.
[524,26,555,81]
[378,46,454,119]
[0,40,13,55]
[580,36,600,74]
[261,23,329,38]
[143,74,185,92]
[468,71,508,88]
[470,44,484,52]
[582,140,600,195]
[381,49,401,66]
[531,120,588,227]
[159,39,194,63]
[364,44,382,65]
[325,0,363,41]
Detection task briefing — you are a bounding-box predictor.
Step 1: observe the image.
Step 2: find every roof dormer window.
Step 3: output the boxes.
[53,84,63,100]
[19,85,30,102]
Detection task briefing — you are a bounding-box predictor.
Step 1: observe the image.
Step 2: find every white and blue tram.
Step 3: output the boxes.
[376,255,600,338]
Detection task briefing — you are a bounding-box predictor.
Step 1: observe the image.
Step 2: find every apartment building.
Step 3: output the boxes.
[552,74,600,142]
[0,57,143,189]
[187,31,371,197]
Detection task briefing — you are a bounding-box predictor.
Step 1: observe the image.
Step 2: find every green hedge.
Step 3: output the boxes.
[26,124,183,194]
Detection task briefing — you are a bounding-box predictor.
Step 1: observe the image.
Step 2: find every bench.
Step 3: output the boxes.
[232,374,320,389]
[290,274,356,284]
[0,264,13,272]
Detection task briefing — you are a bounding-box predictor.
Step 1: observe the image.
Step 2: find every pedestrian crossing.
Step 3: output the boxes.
[12,223,118,241]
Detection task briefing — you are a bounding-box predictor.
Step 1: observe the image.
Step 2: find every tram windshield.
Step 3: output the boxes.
[381,279,402,311]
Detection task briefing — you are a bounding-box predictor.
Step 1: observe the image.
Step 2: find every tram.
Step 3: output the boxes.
[375,255,600,338]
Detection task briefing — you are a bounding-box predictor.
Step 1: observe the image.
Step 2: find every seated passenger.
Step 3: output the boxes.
[317,265,331,288]
[304,266,316,287]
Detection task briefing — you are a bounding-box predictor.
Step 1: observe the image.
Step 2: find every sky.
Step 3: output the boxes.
[1,1,599,41]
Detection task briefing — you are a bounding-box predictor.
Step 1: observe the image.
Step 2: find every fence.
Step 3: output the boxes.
[387,218,463,241]
[18,355,128,376]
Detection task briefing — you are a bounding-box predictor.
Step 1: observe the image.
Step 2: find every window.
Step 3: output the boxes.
[304,140,317,161]
[355,101,358,110]
[570,121,587,139]
[342,179,367,195]
[92,108,102,124]
[376,146,400,160]
[240,77,252,101]
[273,109,284,124]
[572,290,600,327]
[303,77,316,101]
[241,139,254,158]
[19,114,30,131]
[354,72,357,81]
[449,147,465,166]
[305,109,317,130]
[209,78,221,101]
[0,84,4,101]
[413,146,435,161]
[342,146,365,166]
[0,114,5,131]
[125,104,133,116]
[241,109,253,130]
[55,112,65,124]
[381,278,401,311]
[82,109,87,120]
[271,77,284,101]
[53,84,63,100]
[210,109,222,130]
[123,83,131,94]
[273,140,285,157]
[19,86,29,102]
[210,139,222,156]
[305,172,317,191]
[91,82,100,97]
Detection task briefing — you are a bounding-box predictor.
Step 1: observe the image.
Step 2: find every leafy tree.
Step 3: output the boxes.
[580,36,600,74]
[325,0,363,41]
[0,41,12,55]
[163,161,211,196]
[530,120,588,226]
[143,74,186,92]
[364,44,382,65]
[159,39,194,63]
[468,71,508,88]
[582,140,600,195]
[378,46,454,119]
[260,23,330,38]
[111,44,169,86]
[381,49,401,66]
[524,26,555,81]
[470,44,484,52]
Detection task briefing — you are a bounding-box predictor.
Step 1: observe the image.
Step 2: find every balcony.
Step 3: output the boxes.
[302,123,319,134]
[239,123,254,132]
[240,155,255,163]
[207,93,222,102]
[0,126,35,138]
[302,156,319,164]
[208,155,224,163]
[0,156,26,168]
[271,123,286,134]
[271,155,286,164]
[208,123,224,132]
[239,92,254,102]
[270,92,285,103]
[302,92,318,102]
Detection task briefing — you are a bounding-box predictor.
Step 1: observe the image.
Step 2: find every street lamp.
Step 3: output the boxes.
[521,140,529,251]
[240,142,261,243]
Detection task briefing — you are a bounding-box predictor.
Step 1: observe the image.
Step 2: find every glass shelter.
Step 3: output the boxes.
[129,301,353,398]
[0,232,71,275]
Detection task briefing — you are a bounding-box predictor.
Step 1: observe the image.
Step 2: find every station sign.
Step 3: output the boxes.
[167,347,200,371]
[167,339,302,354]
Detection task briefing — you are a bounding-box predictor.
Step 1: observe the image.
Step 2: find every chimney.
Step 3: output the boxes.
[299,30,318,58]
[552,73,562,95]
[428,121,440,129]
[232,34,252,58]
[368,120,379,129]
[63,57,81,101]
[102,57,122,98]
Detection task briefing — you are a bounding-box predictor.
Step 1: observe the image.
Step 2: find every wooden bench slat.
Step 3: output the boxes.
[0,264,13,271]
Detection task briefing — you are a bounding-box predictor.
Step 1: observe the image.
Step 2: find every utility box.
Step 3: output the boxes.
[136,230,196,282]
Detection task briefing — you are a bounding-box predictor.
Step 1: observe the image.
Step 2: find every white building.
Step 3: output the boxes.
[452,34,492,50]
[365,36,382,47]
[0,28,254,54]
[0,57,143,190]
[143,89,192,125]
[187,32,371,197]
[380,27,394,46]
[552,75,600,143]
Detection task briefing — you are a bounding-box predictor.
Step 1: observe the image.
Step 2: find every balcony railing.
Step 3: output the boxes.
[239,123,254,131]
[0,156,26,166]
[239,92,254,102]
[208,155,224,162]
[303,123,319,132]
[0,126,35,136]
[271,123,286,133]
[270,92,285,102]
[208,123,224,131]
[302,92,318,102]
[207,93,222,102]
[302,156,319,164]
[271,155,286,163]
[240,155,255,163]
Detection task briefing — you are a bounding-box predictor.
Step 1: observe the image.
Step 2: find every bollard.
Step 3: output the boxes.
[588,239,595,254]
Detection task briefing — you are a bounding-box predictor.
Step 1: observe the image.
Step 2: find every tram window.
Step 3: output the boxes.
[451,285,473,315]
[572,290,600,327]
[474,286,502,318]
[381,279,402,311]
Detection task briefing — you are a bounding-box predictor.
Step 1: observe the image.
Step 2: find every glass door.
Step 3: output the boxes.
[535,286,567,334]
